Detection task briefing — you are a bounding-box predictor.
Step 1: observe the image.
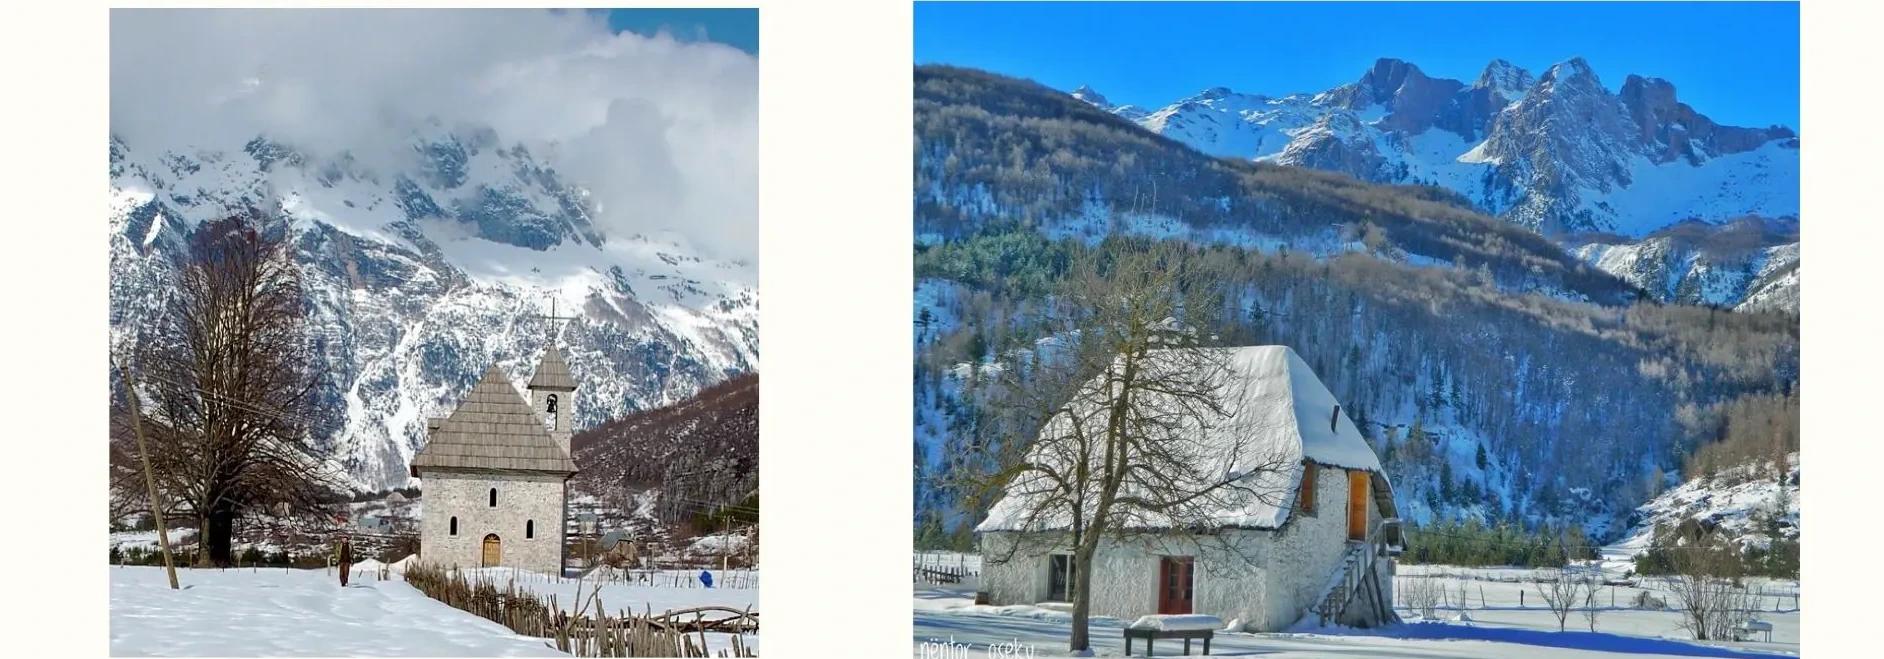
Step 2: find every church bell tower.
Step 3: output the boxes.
[527,343,578,455]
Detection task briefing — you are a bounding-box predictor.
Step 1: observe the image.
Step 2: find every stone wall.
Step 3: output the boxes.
[1258,463,1377,630]
[419,470,567,574]
[978,464,1392,632]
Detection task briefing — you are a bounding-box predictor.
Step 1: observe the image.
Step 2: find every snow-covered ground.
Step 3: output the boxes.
[111,566,562,656]
[914,563,1797,658]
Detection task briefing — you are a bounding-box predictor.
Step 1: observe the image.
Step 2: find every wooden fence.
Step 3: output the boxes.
[403,562,756,657]
[913,565,968,584]
[584,567,760,590]
[911,552,978,585]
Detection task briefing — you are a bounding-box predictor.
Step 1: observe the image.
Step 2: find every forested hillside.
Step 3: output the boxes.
[572,372,758,531]
[916,65,1642,305]
[911,66,1798,548]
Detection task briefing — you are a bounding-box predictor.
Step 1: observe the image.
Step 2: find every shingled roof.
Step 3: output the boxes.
[528,344,577,391]
[410,365,577,477]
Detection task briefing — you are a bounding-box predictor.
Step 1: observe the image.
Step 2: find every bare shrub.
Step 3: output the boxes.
[1537,568,1585,632]
[1403,575,1442,619]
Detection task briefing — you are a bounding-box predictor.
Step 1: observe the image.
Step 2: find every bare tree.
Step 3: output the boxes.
[1537,568,1585,632]
[1582,578,1603,632]
[958,246,1292,652]
[1661,532,1754,641]
[114,213,337,566]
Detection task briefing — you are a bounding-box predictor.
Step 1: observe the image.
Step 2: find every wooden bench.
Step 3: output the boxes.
[1123,627,1212,656]
[1733,619,1773,642]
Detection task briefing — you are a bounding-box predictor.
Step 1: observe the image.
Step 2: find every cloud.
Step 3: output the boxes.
[110,9,758,261]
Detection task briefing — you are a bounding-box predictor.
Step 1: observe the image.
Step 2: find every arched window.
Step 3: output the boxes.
[526,520,535,539]
[489,488,497,507]
[449,516,458,536]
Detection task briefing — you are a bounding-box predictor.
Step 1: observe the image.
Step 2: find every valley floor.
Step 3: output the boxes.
[913,562,1798,658]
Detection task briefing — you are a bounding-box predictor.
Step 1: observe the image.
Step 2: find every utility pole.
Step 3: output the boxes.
[118,363,179,589]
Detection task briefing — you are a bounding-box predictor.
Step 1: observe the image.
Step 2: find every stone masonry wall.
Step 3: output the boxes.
[978,464,1392,633]
[419,470,567,574]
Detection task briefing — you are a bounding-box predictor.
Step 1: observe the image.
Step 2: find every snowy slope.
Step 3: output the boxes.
[1569,219,1799,312]
[109,129,758,490]
[1077,57,1798,238]
[1607,453,1799,570]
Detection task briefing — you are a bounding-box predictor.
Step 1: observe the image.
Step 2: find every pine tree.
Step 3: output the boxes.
[1476,443,1490,471]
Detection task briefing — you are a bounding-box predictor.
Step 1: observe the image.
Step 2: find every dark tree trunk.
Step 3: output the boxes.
[1068,542,1098,652]
[206,502,236,566]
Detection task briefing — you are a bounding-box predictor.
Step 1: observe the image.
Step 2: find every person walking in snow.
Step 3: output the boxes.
[699,569,713,589]
[338,535,354,587]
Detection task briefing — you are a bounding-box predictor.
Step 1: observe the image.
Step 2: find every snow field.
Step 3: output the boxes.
[1393,564,1797,651]
[111,565,562,656]
[914,562,1797,658]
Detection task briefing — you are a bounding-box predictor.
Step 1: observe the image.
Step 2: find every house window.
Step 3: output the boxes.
[526,520,535,539]
[1048,554,1077,601]
[449,516,458,536]
[489,488,497,507]
[1297,462,1317,515]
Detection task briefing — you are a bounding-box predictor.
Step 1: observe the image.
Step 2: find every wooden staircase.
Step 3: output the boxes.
[1312,518,1403,629]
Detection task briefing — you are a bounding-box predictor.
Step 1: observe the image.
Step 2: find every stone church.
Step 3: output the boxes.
[411,345,579,574]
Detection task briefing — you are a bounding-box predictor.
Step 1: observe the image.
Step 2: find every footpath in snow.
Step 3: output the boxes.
[110,565,562,656]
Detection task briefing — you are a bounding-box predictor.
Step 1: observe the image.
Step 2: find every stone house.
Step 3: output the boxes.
[411,346,579,574]
[976,346,1401,632]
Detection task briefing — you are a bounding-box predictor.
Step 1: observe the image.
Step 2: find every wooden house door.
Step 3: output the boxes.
[1157,556,1194,614]
[481,534,502,567]
[1347,471,1369,542]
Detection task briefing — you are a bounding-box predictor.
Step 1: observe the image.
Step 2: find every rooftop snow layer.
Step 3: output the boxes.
[978,345,1383,533]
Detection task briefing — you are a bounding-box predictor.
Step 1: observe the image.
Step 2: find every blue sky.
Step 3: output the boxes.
[915,2,1799,129]
[603,8,758,55]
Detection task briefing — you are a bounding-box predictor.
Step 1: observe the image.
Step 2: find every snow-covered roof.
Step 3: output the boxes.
[977,345,1387,533]
[410,365,576,477]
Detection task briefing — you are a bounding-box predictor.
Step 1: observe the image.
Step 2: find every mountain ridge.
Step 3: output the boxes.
[1074,57,1798,239]
[109,127,758,490]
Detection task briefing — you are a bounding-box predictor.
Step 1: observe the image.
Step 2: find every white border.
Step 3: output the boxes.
[1,1,1877,657]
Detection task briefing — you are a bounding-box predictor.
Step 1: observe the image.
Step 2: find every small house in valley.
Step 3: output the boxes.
[411,346,580,574]
[976,345,1401,632]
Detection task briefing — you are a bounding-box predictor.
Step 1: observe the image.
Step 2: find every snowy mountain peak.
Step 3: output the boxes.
[1473,59,1534,103]
[1543,56,1599,82]
[1098,56,1797,240]
[1069,84,1111,108]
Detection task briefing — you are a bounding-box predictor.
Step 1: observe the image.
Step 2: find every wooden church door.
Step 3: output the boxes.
[1157,556,1194,614]
[482,534,502,567]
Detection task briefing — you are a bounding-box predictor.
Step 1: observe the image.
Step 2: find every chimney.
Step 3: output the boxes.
[1330,405,1341,433]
